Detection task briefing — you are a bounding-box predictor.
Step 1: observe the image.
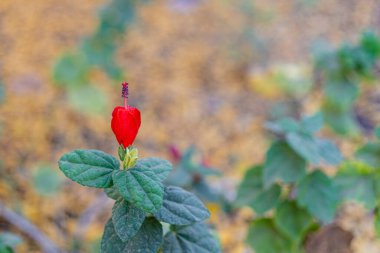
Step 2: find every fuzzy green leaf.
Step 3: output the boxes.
[296,170,339,223]
[286,132,320,164]
[163,223,220,253]
[300,112,323,134]
[136,158,173,181]
[154,186,210,225]
[112,198,146,242]
[246,218,292,253]
[113,167,164,212]
[274,200,313,243]
[104,186,121,200]
[263,141,306,187]
[58,149,119,188]
[101,217,162,253]
[316,139,343,165]
[236,166,281,214]
[355,142,380,168]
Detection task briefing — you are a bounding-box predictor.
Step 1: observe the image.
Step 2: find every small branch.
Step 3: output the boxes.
[0,201,63,253]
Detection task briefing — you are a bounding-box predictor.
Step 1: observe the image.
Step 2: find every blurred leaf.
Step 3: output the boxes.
[193,179,220,203]
[163,223,221,253]
[375,208,380,238]
[154,186,209,225]
[67,85,108,115]
[274,200,314,243]
[296,170,339,223]
[32,165,63,196]
[165,167,192,187]
[334,163,376,209]
[286,132,320,164]
[0,233,22,248]
[316,139,343,166]
[53,52,89,88]
[246,218,292,253]
[0,82,5,104]
[300,112,323,134]
[58,149,119,188]
[355,142,380,168]
[265,118,299,134]
[113,166,164,213]
[101,217,162,253]
[236,166,281,214]
[374,126,380,139]
[112,198,146,242]
[263,141,306,187]
[324,80,359,111]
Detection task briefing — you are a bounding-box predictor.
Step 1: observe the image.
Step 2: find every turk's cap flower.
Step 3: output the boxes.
[111,83,141,148]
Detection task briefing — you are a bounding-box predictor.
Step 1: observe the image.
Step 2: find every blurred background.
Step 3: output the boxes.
[1,0,380,252]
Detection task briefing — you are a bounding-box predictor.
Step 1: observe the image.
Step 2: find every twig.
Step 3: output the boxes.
[0,201,63,253]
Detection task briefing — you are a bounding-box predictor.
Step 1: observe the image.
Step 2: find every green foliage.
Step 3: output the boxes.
[263,141,306,187]
[266,113,342,166]
[101,218,163,253]
[163,223,221,253]
[165,146,222,203]
[0,232,22,253]
[334,161,377,209]
[59,146,219,252]
[59,149,119,188]
[355,142,380,168]
[52,0,147,114]
[67,85,108,115]
[274,200,313,243]
[113,167,165,213]
[246,219,292,253]
[316,31,380,135]
[154,186,210,225]
[112,198,146,242]
[242,113,348,252]
[32,165,63,196]
[236,166,281,214]
[296,170,339,223]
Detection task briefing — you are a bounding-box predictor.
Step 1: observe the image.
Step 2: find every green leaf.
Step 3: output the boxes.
[356,142,380,168]
[53,52,88,88]
[0,233,22,248]
[374,126,380,139]
[246,218,291,253]
[296,170,339,223]
[263,141,306,187]
[67,85,108,115]
[334,162,376,209]
[286,132,320,164]
[274,200,313,243]
[101,217,163,253]
[104,186,121,200]
[316,139,342,165]
[135,158,173,181]
[265,118,299,134]
[236,166,281,214]
[154,186,210,225]
[113,167,164,212]
[58,149,119,188]
[112,198,146,242]
[32,165,63,196]
[375,208,380,238]
[300,112,323,134]
[163,223,221,253]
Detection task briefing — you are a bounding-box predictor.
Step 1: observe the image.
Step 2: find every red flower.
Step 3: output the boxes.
[111,83,141,148]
